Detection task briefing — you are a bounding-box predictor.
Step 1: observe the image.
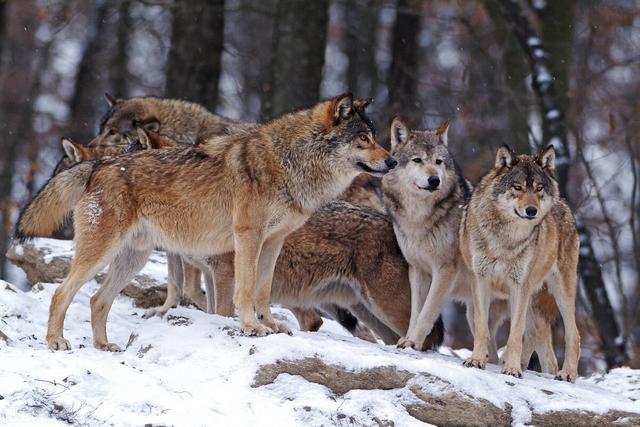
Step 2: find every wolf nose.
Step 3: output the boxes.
[428,176,440,188]
[385,158,398,169]
[525,206,538,217]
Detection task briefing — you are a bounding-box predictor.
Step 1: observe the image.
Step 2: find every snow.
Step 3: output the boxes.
[1,241,639,426]
[527,37,541,47]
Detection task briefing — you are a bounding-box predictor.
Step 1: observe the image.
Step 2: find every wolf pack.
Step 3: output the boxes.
[15,93,580,383]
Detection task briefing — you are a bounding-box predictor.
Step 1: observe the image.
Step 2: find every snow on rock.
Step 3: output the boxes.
[0,240,639,426]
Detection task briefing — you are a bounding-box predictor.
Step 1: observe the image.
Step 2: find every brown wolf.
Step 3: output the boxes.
[179,201,444,349]
[460,145,580,382]
[53,136,145,176]
[94,93,252,146]
[382,118,560,372]
[16,94,395,351]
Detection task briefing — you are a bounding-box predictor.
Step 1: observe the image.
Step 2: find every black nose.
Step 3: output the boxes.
[525,206,538,217]
[428,176,440,188]
[385,158,398,169]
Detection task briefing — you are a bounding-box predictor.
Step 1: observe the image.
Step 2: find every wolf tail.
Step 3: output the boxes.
[15,162,94,241]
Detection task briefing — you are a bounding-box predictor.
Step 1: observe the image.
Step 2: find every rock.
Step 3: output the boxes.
[530,410,640,427]
[7,240,168,309]
[253,357,414,395]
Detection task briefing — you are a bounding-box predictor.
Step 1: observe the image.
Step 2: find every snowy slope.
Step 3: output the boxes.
[0,240,639,426]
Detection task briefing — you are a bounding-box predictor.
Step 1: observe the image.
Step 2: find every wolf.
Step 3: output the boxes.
[94,93,252,146]
[16,94,395,351]
[381,118,560,372]
[460,144,580,382]
[180,201,444,349]
[53,136,145,176]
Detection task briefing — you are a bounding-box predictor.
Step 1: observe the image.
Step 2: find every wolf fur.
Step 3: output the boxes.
[460,144,580,382]
[16,94,394,351]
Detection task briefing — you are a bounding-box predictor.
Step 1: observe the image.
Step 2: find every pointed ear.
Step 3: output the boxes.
[333,93,354,123]
[135,127,152,149]
[142,119,160,133]
[436,120,450,146]
[495,145,516,169]
[538,145,556,172]
[390,117,409,151]
[61,138,82,163]
[104,93,121,107]
[353,97,373,110]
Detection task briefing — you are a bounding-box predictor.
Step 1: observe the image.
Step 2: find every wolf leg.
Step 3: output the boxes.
[233,228,270,336]
[203,270,216,314]
[501,282,536,378]
[550,271,580,382]
[183,261,206,311]
[47,237,118,350]
[255,237,289,334]
[532,310,558,374]
[91,245,152,351]
[487,300,508,363]
[463,275,492,369]
[399,266,431,347]
[210,254,235,317]
[400,265,454,350]
[291,308,323,332]
[143,252,183,319]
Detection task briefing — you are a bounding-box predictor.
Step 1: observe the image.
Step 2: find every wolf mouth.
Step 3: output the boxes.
[356,161,389,177]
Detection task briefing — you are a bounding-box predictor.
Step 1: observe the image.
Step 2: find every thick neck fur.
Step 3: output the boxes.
[384,171,468,231]
[260,109,358,215]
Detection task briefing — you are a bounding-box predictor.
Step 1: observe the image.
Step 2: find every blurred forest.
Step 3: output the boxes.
[0,0,638,373]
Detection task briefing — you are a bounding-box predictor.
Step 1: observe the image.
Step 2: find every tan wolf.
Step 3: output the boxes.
[381,118,560,372]
[53,136,146,176]
[460,144,580,382]
[16,94,395,351]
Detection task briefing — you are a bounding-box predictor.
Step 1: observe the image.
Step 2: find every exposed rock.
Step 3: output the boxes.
[530,410,640,427]
[253,357,414,395]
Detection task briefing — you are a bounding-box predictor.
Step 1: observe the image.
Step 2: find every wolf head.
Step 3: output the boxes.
[313,94,396,177]
[92,93,162,146]
[382,117,457,199]
[53,131,149,176]
[489,145,559,222]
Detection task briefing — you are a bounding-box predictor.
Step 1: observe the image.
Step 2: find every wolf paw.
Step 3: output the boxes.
[555,370,576,383]
[47,337,71,351]
[397,337,417,349]
[463,357,486,369]
[142,308,168,319]
[274,322,292,335]
[501,365,523,378]
[243,323,274,337]
[96,342,123,352]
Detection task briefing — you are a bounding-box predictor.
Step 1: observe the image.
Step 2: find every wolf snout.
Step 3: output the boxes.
[525,206,538,218]
[385,157,398,170]
[427,176,440,189]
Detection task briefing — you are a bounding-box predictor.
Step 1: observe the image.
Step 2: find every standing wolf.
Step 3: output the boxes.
[16,94,395,350]
[460,145,580,382]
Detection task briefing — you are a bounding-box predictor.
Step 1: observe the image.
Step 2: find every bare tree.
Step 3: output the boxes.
[261,0,329,120]
[165,0,225,111]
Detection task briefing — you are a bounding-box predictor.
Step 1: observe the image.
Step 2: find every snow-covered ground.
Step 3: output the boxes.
[1,241,639,426]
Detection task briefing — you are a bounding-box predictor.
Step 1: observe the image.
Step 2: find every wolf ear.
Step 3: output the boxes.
[142,119,160,134]
[353,97,373,110]
[495,145,516,169]
[333,93,354,123]
[61,138,83,163]
[390,117,409,151]
[436,120,450,146]
[104,93,121,107]
[134,128,152,149]
[539,145,556,172]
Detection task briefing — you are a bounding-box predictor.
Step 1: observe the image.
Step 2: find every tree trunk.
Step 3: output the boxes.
[260,0,329,121]
[387,0,421,124]
[165,0,225,111]
[500,0,628,369]
[110,0,131,98]
[345,0,379,98]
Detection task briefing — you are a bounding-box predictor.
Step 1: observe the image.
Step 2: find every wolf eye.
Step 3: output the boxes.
[513,184,523,191]
[412,158,422,164]
[536,184,544,192]
[359,134,368,142]
[435,159,443,165]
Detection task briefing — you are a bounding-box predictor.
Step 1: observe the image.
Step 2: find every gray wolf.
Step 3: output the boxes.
[16,94,395,351]
[460,144,580,382]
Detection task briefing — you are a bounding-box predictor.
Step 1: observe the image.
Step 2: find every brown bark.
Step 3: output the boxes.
[260,0,329,121]
[165,0,225,111]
